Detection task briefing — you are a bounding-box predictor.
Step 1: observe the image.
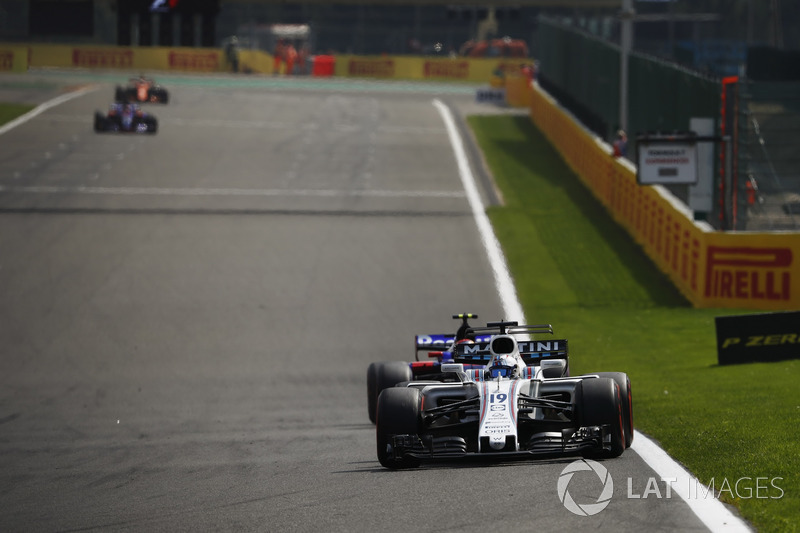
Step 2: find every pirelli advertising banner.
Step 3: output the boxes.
[701,234,797,308]
[334,55,522,83]
[528,83,800,311]
[0,46,28,72]
[27,44,223,72]
[715,311,800,365]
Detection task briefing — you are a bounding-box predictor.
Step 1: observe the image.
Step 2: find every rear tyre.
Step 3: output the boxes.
[580,377,625,459]
[376,387,421,469]
[367,361,412,423]
[594,372,633,448]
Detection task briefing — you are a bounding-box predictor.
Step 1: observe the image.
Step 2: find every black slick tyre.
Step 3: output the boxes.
[594,372,633,448]
[93,112,105,132]
[579,377,625,459]
[367,361,412,423]
[376,387,421,469]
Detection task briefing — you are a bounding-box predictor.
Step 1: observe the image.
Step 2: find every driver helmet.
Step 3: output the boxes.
[486,354,519,379]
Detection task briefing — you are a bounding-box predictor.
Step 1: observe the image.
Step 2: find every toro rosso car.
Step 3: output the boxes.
[94,103,157,134]
[115,76,169,104]
[368,313,487,423]
[370,316,634,469]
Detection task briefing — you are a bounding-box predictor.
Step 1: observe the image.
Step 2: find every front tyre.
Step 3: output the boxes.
[140,117,158,134]
[580,377,625,459]
[376,387,421,469]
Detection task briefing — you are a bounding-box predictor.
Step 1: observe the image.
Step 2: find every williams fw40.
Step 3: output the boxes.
[94,103,158,134]
[115,76,169,104]
[369,316,634,469]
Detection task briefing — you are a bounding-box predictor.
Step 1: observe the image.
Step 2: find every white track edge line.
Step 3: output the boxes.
[0,85,99,137]
[631,431,751,531]
[433,97,751,533]
[433,99,525,324]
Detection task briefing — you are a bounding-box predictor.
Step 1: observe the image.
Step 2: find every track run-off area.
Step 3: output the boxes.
[0,71,749,532]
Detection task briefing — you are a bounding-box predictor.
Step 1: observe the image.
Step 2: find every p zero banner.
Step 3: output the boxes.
[715,311,800,365]
[528,83,800,310]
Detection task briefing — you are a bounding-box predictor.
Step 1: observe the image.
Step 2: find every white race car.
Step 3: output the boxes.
[374,319,633,469]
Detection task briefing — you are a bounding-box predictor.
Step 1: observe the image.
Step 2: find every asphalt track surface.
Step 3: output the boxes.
[0,72,742,532]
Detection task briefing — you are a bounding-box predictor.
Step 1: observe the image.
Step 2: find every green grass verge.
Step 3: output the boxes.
[469,114,799,533]
[0,102,35,126]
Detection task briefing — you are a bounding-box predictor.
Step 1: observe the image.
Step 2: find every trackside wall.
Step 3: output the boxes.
[6,43,531,84]
[0,45,29,72]
[332,55,524,83]
[528,83,800,310]
[25,44,227,72]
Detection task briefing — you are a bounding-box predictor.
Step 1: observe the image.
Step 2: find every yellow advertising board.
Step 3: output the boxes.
[504,73,531,108]
[20,44,531,85]
[0,45,29,72]
[528,83,800,310]
[333,55,528,84]
[26,44,225,72]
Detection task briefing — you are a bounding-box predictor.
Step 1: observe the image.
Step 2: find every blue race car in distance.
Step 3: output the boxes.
[94,102,158,134]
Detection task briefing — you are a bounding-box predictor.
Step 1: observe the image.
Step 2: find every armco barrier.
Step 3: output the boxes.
[528,83,800,310]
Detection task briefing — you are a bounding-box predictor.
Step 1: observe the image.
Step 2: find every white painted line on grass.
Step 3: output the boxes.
[433,98,525,323]
[0,86,99,137]
[434,97,751,533]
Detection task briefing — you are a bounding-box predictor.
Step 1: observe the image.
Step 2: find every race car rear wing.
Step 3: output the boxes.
[414,319,568,364]
[452,338,568,365]
[415,334,493,361]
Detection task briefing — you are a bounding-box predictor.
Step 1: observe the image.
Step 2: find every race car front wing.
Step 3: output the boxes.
[387,424,615,462]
